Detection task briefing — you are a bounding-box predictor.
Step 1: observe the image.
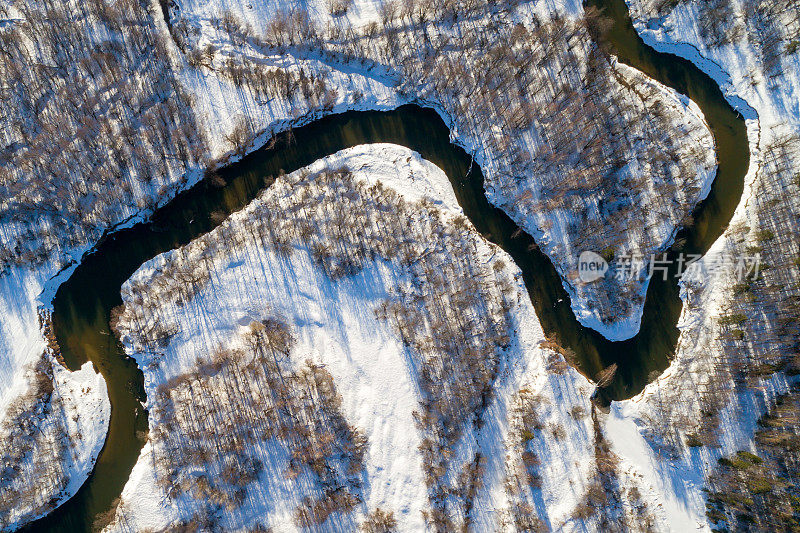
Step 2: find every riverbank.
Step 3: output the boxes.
[601,0,800,528]
[0,359,109,531]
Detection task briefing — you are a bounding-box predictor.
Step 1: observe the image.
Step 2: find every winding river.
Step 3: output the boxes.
[26,0,749,530]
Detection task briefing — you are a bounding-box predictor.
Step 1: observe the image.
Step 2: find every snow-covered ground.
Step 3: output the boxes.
[107,142,789,531]
[600,0,800,529]
[1,0,403,524]
[0,0,760,528]
[39,362,110,523]
[168,0,716,339]
[107,145,605,531]
[0,255,110,531]
[0,358,109,531]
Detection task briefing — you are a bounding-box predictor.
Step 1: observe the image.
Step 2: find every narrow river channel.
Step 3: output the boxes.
[26,0,749,530]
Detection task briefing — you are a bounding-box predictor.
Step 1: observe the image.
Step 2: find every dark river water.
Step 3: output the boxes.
[25,0,748,530]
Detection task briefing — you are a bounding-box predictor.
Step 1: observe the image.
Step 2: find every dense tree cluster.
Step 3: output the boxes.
[191,14,341,117]
[0,0,206,275]
[0,353,71,530]
[360,507,398,533]
[567,409,653,530]
[111,318,366,530]
[499,388,548,532]
[632,133,800,457]
[499,388,652,530]
[701,134,800,448]
[706,387,800,531]
[712,134,800,379]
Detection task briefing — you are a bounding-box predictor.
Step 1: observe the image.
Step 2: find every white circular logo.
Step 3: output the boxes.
[577,251,608,283]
